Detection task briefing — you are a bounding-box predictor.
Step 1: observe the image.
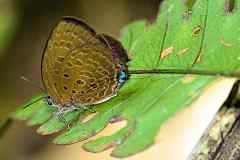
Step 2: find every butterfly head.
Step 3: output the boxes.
[115,63,128,89]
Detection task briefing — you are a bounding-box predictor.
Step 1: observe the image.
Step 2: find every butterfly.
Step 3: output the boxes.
[41,17,129,113]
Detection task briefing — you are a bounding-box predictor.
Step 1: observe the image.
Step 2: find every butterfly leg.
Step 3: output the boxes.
[74,104,96,113]
[53,106,79,129]
[45,97,76,129]
[53,108,70,129]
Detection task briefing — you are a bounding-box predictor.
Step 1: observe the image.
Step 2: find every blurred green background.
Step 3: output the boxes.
[0,0,160,159]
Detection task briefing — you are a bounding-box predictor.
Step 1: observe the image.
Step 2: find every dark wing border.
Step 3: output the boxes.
[97,34,130,63]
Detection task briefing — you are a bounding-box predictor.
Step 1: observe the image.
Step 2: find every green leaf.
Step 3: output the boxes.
[12,94,49,120]
[37,110,81,135]
[12,0,240,158]
[27,104,55,126]
[120,20,147,52]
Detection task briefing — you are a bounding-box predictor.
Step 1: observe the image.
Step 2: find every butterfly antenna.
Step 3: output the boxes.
[21,76,46,93]
[128,69,240,78]
[23,96,46,109]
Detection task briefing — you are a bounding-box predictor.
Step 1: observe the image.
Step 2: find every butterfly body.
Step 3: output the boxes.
[41,17,129,109]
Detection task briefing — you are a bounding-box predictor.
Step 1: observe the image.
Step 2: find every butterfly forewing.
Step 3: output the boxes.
[41,17,118,106]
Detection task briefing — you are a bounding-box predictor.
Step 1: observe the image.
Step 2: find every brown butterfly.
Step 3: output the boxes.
[41,17,129,112]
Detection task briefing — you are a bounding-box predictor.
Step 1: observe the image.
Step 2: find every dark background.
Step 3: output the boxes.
[0,0,161,159]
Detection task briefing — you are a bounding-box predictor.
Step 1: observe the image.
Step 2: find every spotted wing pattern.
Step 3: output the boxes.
[59,37,118,105]
[41,17,118,106]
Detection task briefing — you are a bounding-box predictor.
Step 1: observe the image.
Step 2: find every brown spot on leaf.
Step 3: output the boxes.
[195,55,202,64]
[177,48,189,56]
[192,26,202,37]
[109,116,125,123]
[160,46,174,59]
[220,37,232,47]
[225,0,236,13]
[182,75,196,84]
[182,10,192,20]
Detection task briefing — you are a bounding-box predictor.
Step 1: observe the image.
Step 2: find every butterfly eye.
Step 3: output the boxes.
[46,96,53,105]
